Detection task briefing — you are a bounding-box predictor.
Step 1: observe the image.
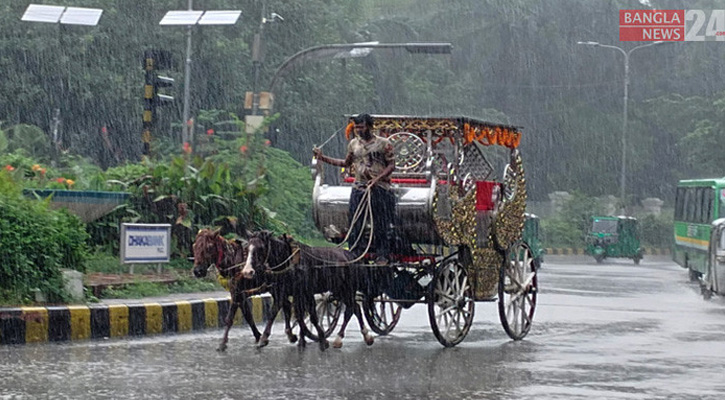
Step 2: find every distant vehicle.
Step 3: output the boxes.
[701,218,725,299]
[585,216,643,264]
[523,213,544,269]
[672,178,725,281]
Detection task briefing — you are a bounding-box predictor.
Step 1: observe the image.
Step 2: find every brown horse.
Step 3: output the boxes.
[241,231,374,350]
[191,228,297,351]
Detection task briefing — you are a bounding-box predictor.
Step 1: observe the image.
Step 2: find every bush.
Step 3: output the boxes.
[540,218,584,247]
[539,191,603,248]
[0,172,90,304]
[638,213,674,247]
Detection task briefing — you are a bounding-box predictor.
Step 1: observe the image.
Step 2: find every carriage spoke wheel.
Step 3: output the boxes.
[295,292,342,341]
[502,163,517,202]
[427,258,475,347]
[362,293,402,335]
[498,241,538,340]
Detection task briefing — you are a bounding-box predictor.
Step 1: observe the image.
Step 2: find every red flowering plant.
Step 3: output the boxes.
[0,152,98,191]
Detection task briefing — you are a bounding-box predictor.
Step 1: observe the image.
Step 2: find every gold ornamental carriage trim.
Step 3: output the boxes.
[431,149,527,299]
[344,116,523,149]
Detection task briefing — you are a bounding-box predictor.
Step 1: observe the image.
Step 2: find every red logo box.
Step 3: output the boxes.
[619,10,685,41]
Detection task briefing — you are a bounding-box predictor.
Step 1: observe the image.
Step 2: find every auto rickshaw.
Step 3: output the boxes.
[523,213,545,270]
[585,216,643,264]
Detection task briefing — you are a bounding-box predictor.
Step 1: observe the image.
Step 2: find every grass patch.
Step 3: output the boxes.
[99,275,222,299]
[85,250,195,274]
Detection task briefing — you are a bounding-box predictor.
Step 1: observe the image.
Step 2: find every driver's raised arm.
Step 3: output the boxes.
[313,147,349,168]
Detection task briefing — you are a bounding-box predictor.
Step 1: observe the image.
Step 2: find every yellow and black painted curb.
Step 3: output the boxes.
[544,247,671,256]
[0,295,273,345]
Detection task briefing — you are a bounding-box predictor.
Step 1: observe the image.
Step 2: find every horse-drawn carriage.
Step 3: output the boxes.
[193,114,538,350]
[308,114,538,347]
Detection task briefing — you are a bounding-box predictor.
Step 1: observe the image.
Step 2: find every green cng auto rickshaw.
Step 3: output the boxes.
[585,216,643,264]
[523,213,544,270]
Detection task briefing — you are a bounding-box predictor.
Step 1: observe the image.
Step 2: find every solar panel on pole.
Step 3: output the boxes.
[159,11,203,25]
[21,4,65,23]
[159,9,242,148]
[198,10,242,25]
[60,7,103,26]
[21,4,103,26]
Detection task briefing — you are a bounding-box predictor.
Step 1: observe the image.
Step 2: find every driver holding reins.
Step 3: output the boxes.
[313,113,396,265]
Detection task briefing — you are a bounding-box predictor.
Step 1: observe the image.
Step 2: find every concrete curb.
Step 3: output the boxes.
[543,247,671,256]
[0,295,273,345]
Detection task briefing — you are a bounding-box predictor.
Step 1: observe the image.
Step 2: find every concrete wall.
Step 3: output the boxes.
[528,193,667,218]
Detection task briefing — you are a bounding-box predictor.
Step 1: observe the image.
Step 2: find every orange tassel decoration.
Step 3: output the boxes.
[344,121,355,140]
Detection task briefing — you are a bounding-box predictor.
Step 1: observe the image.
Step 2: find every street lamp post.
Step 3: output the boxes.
[160,8,242,147]
[577,41,666,212]
[268,42,452,102]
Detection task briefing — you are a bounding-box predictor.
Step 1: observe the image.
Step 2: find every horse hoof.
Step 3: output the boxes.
[364,335,374,346]
[289,334,298,344]
[257,339,269,349]
[320,340,329,351]
[332,336,343,349]
[217,343,228,352]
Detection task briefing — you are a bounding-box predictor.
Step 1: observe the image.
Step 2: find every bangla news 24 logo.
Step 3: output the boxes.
[620,10,725,41]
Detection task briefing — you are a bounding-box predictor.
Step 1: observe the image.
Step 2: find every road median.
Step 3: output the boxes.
[0,294,273,345]
[544,247,670,256]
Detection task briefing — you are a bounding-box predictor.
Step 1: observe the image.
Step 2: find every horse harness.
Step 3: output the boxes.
[263,237,301,275]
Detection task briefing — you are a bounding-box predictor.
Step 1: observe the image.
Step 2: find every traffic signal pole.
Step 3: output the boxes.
[142,49,174,157]
[142,52,154,156]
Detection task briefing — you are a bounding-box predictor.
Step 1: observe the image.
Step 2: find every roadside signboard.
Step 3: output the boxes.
[120,223,171,264]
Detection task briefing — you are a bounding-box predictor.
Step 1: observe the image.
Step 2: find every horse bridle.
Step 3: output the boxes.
[204,236,245,277]
[256,234,300,275]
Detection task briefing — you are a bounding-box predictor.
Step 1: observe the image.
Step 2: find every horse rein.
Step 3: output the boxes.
[263,239,300,275]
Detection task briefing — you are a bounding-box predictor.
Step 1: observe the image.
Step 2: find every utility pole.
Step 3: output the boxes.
[50,108,61,166]
[181,0,193,146]
[577,41,667,212]
[160,7,241,150]
[251,1,266,116]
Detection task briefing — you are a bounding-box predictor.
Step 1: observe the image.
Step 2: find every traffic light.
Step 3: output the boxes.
[142,49,174,155]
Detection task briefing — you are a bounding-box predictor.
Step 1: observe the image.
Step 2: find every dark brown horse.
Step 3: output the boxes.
[241,231,374,349]
[191,228,297,351]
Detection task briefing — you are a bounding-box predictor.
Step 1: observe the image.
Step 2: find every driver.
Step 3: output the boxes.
[313,114,396,264]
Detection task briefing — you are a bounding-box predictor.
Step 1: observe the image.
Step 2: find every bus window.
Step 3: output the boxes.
[705,188,714,222]
[675,187,685,220]
[720,188,725,219]
[685,188,695,222]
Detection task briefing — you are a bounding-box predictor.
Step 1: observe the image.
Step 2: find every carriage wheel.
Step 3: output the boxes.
[427,258,475,347]
[296,292,342,341]
[501,163,518,202]
[362,293,402,335]
[498,241,538,340]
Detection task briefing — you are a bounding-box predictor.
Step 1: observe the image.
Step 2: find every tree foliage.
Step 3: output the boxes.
[2,0,725,207]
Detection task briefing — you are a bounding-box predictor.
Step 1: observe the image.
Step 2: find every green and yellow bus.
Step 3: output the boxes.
[673,178,725,279]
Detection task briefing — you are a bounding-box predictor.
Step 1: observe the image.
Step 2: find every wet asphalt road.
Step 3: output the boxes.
[2,255,725,400]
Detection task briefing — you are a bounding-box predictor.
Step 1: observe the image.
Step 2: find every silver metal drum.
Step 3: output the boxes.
[312,176,443,245]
